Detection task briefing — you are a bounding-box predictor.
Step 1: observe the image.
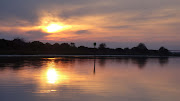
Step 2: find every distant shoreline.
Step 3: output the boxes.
[1,38,178,57]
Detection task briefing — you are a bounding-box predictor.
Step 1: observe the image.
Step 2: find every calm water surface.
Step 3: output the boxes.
[0,57,180,101]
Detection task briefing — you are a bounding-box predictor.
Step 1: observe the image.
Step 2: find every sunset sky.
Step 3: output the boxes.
[0,0,180,49]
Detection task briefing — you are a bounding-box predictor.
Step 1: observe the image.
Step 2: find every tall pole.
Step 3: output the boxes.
[93,42,96,74]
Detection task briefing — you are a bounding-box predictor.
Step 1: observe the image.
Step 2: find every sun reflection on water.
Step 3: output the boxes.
[45,59,68,85]
[34,58,88,94]
[47,68,58,84]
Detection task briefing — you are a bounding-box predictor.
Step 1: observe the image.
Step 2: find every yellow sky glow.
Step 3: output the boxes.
[40,23,72,33]
[45,23,63,33]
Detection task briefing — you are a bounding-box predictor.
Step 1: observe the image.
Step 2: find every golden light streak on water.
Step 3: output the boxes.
[47,68,59,84]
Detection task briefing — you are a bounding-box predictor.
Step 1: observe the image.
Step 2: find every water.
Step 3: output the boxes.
[0,56,180,101]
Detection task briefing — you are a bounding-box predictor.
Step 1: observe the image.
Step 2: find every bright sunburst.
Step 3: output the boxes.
[45,23,63,33]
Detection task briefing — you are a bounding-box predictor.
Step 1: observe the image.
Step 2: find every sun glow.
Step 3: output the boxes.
[37,12,73,34]
[45,23,63,33]
[47,68,59,84]
[45,60,69,84]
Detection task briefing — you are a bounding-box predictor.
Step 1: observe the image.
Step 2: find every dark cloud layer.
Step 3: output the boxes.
[0,30,48,41]
[0,32,22,40]
[75,30,90,34]
[1,0,179,22]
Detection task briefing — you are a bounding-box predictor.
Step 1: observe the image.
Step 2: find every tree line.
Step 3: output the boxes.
[0,38,171,56]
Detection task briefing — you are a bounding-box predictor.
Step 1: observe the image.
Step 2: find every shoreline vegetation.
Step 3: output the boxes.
[0,38,179,56]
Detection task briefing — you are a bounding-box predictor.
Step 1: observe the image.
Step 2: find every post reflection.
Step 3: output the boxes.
[94,57,96,74]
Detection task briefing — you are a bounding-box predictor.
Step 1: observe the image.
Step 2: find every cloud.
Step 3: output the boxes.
[0,32,22,40]
[0,0,180,49]
[1,0,179,22]
[0,30,49,41]
[103,25,131,30]
[75,30,91,34]
[26,30,49,40]
[127,9,178,22]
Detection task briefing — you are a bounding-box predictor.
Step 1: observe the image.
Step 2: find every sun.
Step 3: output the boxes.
[45,23,64,33]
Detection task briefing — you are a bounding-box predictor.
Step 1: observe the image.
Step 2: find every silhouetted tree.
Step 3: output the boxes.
[131,43,148,54]
[158,47,170,55]
[99,43,106,49]
[70,43,76,48]
[116,48,124,54]
[124,47,129,50]
[124,47,130,54]
[0,38,173,56]
[53,43,60,50]
[60,43,71,49]
[11,38,26,50]
[94,42,96,48]
[30,41,44,51]
[137,43,148,50]
[44,42,52,50]
[0,39,8,49]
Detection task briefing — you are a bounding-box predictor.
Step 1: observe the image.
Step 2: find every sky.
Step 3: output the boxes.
[0,0,180,49]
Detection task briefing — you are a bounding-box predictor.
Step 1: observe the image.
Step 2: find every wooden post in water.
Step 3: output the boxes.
[93,42,96,74]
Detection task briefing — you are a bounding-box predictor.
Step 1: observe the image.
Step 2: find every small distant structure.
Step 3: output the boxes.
[170,50,180,55]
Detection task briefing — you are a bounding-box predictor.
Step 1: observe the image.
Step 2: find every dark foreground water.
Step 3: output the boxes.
[0,56,180,101]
